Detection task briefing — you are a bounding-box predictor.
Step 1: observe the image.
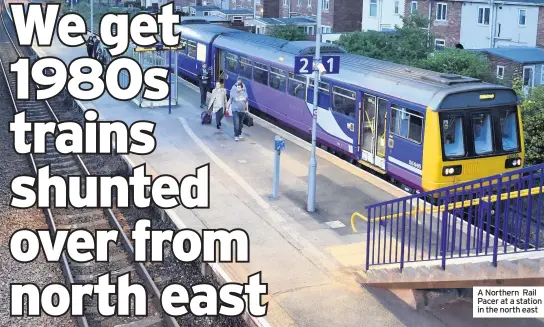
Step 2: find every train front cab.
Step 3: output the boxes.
[421,89,524,191]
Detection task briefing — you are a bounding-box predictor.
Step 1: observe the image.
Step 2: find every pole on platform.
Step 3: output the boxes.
[70,0,73,11]
[306,0,322,213]
[168,49,172,114]
[90,0,94,35]
[271,136,285,200]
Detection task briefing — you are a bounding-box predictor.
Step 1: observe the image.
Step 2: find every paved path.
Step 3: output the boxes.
[31,35,544,327]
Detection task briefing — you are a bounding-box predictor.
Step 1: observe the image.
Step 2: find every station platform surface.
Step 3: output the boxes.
[30,36,540,327]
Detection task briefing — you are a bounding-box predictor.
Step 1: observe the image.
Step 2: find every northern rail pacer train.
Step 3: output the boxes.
[170,20,524,193]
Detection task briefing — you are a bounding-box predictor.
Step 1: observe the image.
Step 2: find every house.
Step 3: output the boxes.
[362,0,406,31]
[477,47,544,91]
[459,0,544,49]
[210,9,256,25]
[209,0,281,17]
[406,0,544,50]
[183,5,221,16]
[245,16,317,35]
[280,0,364,33]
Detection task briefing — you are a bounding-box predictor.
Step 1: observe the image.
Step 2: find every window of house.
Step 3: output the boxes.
[434,39,445,50]
[472,113,493,155]
[322,26,331,33]
[370,0,377,17]
[283,0,287,6]
[305,26,314,35]
[496,65,504,79]
[308,0,312,7]
[270,67,286,92]
[441,116,465,157]
[541,69,544,84]
[233,16,243,23]
[288,73,306,99]
[203,11,209,16]
[323,0,329,10]
[436,3,447,21]
[411,1,417,13]
[298,0,302,5]
[187,40,197,58]
[390,106,424,144]
[477,7,490,25]
[253,61,269,85]
[239,57,252,79]
[394,1,399,14]
[332,86,356,118]
[226,53,238,73]
[519,9,527,26]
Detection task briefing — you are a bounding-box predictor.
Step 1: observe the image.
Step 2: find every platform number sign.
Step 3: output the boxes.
[322,55,340,74]
[294,56,313,75]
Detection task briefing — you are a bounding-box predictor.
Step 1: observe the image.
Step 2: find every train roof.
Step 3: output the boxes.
[175,24,242,44]
[178,24,516,108]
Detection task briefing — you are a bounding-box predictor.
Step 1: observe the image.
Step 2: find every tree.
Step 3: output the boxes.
[267,24,308,41]
[416,49,494,82]
[335,13,431,64]
[512,78,544,165]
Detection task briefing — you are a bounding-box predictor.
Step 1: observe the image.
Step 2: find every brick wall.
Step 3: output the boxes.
[278,0,362,32]
[332,0,362,32]
[488,55,522,87]
[537,7,544,47]
[404,0,461,48]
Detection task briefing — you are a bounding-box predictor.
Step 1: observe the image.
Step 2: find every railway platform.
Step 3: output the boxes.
[30,36,540,327]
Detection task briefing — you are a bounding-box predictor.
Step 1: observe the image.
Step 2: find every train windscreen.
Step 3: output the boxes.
[439,105,520,161]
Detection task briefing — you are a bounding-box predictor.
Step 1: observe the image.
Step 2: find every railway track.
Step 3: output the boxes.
[0,3,178,327]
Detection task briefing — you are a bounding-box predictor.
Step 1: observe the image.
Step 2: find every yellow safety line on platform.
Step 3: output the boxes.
[351,212,368,232]
[355,185,544,226]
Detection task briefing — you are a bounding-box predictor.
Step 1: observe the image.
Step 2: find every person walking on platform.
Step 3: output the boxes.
[197,62,211,108]
[230,77,246,98]
[86,35,94,58]
[227,83,248,141]
[93,37,101,59]
[207,81,227,129]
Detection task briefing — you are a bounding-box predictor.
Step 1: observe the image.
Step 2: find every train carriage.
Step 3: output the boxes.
[172,23,524,193]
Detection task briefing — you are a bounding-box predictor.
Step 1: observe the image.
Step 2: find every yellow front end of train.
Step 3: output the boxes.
[421,94,525,192]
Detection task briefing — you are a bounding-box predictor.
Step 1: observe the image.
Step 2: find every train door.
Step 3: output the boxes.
[360,93,387,170]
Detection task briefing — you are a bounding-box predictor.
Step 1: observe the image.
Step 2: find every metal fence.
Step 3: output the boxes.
[123,44,178,108]
[364,164,544,271]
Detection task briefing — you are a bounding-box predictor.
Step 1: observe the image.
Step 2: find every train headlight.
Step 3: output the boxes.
[442,165,462,176]
[505,157,522,169]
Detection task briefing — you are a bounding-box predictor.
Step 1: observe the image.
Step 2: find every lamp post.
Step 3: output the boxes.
[90,0,94,35]
[307,0,322,212]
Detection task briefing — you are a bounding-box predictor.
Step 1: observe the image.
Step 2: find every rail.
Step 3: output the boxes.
[360,163,544,271]
[0,3,179,326]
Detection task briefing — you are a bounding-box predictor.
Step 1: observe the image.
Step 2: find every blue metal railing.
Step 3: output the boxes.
[364,164,544,271]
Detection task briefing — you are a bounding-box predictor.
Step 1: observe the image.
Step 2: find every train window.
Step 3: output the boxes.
[226,53,238,73]
[288,73,306,99]
[472,113,493,155]
[270,67,286,92]
[253,61,269,85]
[197,43,207,62]
[500,110,519,151]
[179,38,187,54]
[239,58,252,78]
[332,86,356,117]
[390,105,423,144]
[187,40,197,58]
[441,116,465,157]
[308,79,330,107]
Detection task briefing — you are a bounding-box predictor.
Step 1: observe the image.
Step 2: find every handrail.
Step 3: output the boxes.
[364,185,544,223]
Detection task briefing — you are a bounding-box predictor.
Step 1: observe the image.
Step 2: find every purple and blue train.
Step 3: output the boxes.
[173,21,524,193]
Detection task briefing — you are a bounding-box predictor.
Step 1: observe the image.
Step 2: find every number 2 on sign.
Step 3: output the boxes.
[299,58,309,74]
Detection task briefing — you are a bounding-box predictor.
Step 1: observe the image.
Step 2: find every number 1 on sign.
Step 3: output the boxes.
[326,57,334,74]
